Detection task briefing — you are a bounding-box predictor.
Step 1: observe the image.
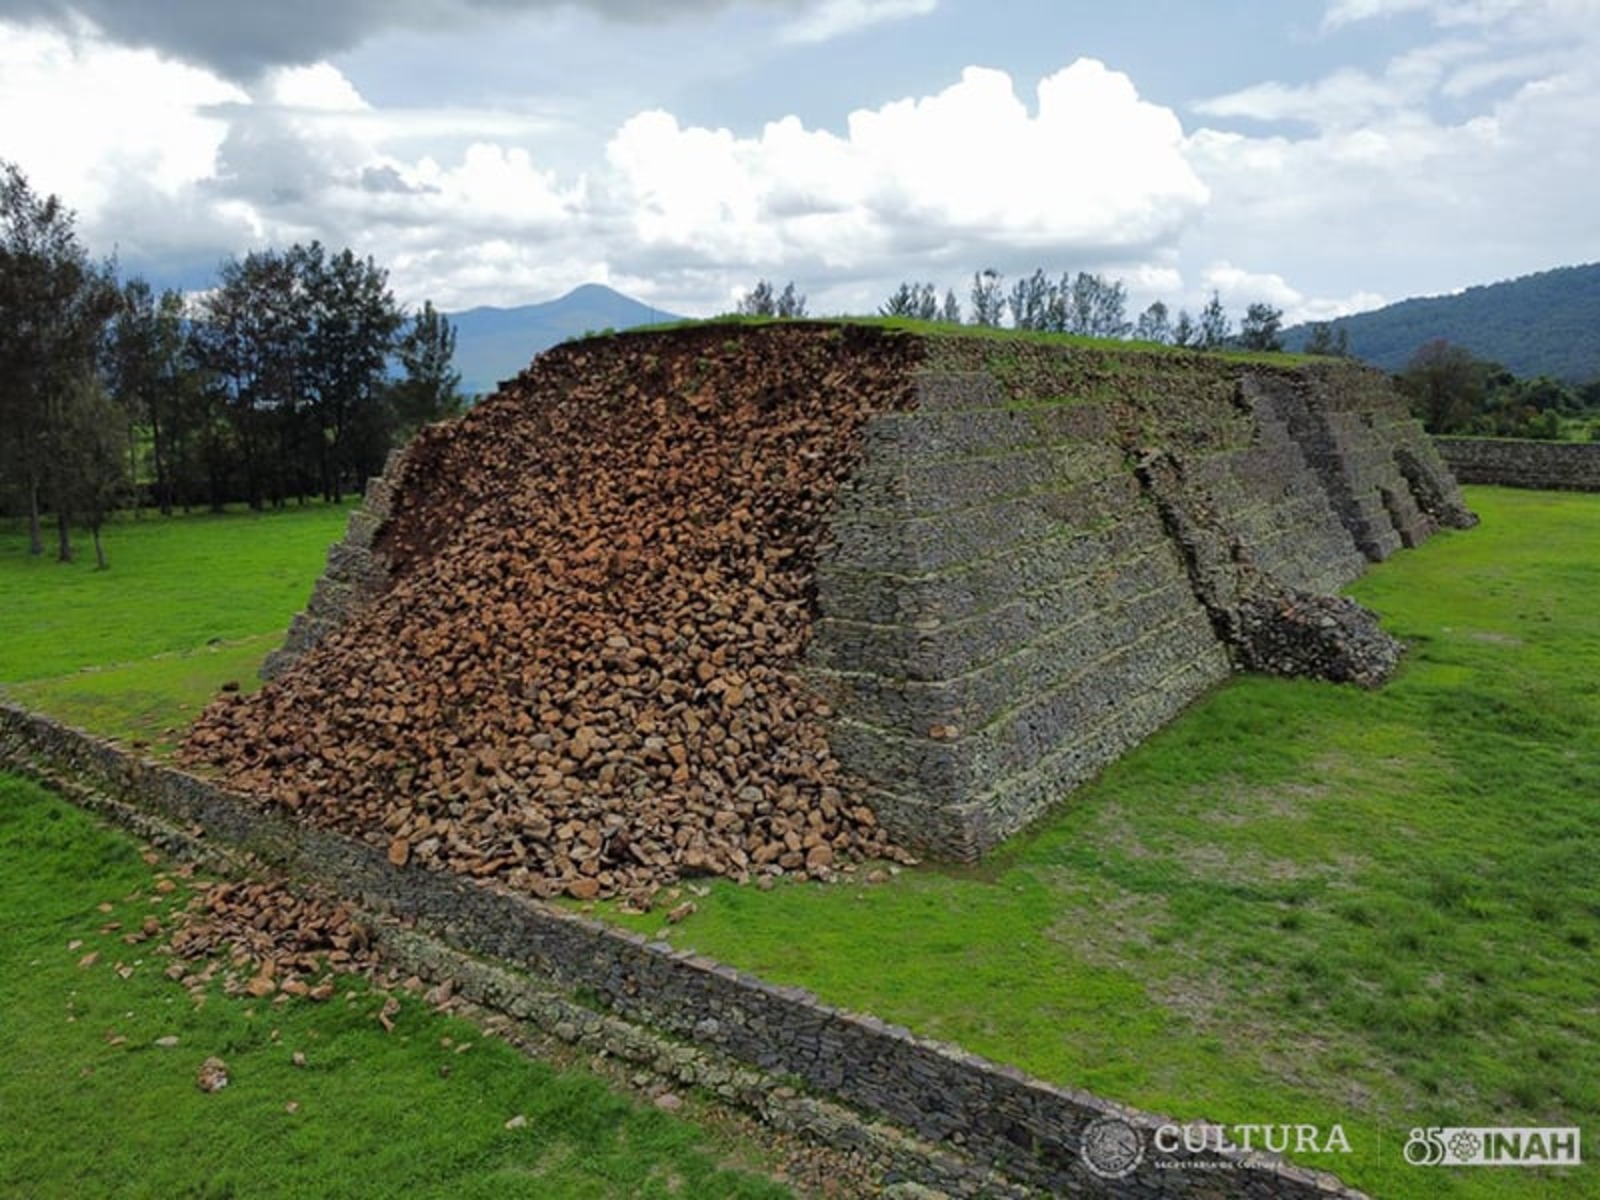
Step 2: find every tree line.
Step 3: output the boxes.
[1399,338,1600,441]
[743,268,1297,353]
[947,267,1293,352]
[0,161,463,566]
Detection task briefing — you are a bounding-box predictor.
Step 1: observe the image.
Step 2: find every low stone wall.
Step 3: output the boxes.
[0,703,1365,1200]
[1434,437,1600,491]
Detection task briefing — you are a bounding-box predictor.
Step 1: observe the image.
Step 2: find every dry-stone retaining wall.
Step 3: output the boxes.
[804,342,1473,859]
[1434,437,1600,491]
[260,447,407,680]
[0,703,1367,1199]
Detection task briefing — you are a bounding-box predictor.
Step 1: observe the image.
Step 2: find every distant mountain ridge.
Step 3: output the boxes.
[448,283,681,396]
[1284,263,1600,383]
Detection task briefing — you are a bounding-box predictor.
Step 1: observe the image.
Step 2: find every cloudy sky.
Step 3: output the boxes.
[1,0,1596,322]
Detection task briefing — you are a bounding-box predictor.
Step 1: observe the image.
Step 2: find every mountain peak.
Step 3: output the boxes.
[560,282,627,302]
[447,284,682,394]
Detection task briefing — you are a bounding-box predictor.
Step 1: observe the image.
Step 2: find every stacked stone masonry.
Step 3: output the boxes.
[804,341,1474,859]
[1434,436,1600,491]
[260,446,407,680]
[0,704,1367,1199]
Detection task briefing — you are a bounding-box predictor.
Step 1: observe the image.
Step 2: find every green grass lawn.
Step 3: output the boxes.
[602,487,1599,1200]
[0,504,354,751]
[0,774,791,1200]
[4,488,1597,1198]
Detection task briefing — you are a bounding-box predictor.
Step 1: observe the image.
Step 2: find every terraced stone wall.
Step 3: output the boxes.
[805,343,1472,859]
[1435,437,1600,491]
[261,448,406,680]
[805,369,1231,860]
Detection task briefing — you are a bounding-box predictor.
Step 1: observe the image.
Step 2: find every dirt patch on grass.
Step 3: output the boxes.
[1462,628,1525,646]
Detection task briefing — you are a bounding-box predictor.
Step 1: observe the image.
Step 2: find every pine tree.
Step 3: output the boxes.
[1238,302,1284,352]
[1197,291,1232,350]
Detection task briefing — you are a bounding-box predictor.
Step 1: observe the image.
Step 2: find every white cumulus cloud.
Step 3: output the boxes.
[4,18,1215,313]
[1200,262,1386,324]
[1182,0,1600,308]
[607,58,1209,299]
[0,23,244,213]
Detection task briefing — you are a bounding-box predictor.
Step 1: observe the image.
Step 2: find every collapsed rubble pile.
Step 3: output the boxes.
[163,879,382,1000]
[1232,590,1404,688]
[183,325,921,904]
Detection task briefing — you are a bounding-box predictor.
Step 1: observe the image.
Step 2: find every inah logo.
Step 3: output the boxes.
[1080,1116,1144,1179]
[1404,1126,1582,1167]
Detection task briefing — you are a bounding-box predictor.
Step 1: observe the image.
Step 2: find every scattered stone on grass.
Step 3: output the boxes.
[196,1056,229,1093]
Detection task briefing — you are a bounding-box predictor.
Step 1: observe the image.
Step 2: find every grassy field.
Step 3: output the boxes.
[3,488,1597,1198]
[606,486,1600,1199]
[0,773,791,1199]
[0,505,806,1198]
[0,504,354,751]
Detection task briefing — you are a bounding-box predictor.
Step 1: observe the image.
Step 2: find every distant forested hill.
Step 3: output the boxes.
[1284,263,1600,383]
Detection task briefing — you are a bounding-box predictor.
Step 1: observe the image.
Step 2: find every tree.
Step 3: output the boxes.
[188,247,306,509]
[941,288,962,324]
[301,244,404,500]
[190,242,402,507]
[1469,371,1576,438]
[880,281,939,321]
[57,374,129,568]
[105,278,192,514]
[736,279,775,317]
[1007,269,1052,331]
[0,161,53,551]
[969,269,1005,327]
[389,300,463,442]
[1512,375,1579,414]
[182,361,240,512]
[1303,321,1351,358]
[1197,291,1232,350]
[1134,300,1172,344]
[1399,339,1484,434]
[1171,309,1197,348]
[736,279,806,318]
[1063,272,1130,339]
[1238,302,1285,352]
[0,160,120,559]
[776,282,807,318]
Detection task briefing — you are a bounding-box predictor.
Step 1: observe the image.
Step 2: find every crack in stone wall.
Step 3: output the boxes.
[1130,445,1402,691]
